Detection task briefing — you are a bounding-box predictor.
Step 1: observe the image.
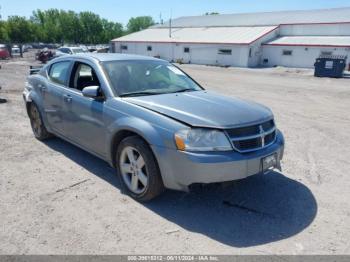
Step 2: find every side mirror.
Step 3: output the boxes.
[82,86,102,99]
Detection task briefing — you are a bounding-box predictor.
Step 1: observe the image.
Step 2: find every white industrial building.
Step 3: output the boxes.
[111,8,350,68]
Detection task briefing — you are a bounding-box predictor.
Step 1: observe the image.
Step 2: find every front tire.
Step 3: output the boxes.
[29,103,52,141]
[116,136,165,202]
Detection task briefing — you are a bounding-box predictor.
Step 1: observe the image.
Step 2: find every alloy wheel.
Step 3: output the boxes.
[119,146,148,194]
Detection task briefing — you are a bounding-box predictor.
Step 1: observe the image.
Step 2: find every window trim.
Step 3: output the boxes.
[184,47,190,53]
[48,60,73,87]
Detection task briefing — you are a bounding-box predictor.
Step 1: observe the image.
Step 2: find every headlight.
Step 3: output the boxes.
[174,128,232,152]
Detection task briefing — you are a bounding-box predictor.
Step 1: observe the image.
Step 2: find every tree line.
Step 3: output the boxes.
[0,9,155,44]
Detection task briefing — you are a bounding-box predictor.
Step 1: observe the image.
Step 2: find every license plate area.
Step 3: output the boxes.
[261,154,278,173]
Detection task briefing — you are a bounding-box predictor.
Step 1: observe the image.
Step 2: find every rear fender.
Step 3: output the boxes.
[24,87,52,132]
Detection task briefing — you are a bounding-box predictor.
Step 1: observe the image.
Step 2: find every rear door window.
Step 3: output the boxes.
[49,61,71,86]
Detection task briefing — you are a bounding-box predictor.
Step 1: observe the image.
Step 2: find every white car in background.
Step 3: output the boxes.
[12,45,21,56]
[55,46,88,57]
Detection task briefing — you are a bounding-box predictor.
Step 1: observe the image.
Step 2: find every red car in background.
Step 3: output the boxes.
[0,45,10,59]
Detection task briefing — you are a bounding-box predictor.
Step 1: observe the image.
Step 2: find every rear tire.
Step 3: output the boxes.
[29,103,53,141]
[116,136,165,202]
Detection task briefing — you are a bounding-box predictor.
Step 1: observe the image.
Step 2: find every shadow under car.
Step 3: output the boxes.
[44,137,317,248]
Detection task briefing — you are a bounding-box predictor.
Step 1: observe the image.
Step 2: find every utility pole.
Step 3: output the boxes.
[159,13,163,25]
[169,9,172,38]
[169,18,172,38]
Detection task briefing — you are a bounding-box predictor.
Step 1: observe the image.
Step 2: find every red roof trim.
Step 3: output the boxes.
[280,21,350,26]
[249,26,279,45]
[263,43,350,48]
[112,40,250,45]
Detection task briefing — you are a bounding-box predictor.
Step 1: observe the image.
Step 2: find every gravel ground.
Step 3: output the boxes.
[0,53,350,255]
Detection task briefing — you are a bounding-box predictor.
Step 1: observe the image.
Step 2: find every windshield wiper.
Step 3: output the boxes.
[119,91,163,97]
[170,88,196,94]
[120,88,196,97]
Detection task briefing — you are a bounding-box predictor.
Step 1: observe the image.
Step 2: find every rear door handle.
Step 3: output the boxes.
[63,94,72,103]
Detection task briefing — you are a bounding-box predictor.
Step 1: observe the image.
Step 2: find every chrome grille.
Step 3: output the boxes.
[226,120,276,153]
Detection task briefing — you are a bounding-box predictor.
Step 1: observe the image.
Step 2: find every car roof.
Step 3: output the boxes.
[67,53,165,63]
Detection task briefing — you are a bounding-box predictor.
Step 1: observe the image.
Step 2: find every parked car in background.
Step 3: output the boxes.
[55,46,88,57]
[32,43,60,49]
[79,45,89,53]
[23,53,284,201]
[87,46,97,52]
[87,45,110,53]
[22,44,33,52]
[0,44,10,59]
[12,45,21,57]
[95,47,110,53]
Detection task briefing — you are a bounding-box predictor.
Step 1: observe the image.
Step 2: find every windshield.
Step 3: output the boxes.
[102,60,203,97]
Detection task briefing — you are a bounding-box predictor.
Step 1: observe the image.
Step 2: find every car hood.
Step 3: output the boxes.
[123,91,273,129]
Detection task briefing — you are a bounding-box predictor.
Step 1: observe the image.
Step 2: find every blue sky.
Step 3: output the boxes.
[0,0,349,26]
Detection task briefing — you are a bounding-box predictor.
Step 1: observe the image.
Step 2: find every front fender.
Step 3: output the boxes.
[106,116,175,164]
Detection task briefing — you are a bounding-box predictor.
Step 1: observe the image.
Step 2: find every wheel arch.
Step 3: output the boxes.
[25,90,42,115]
[25,100,32,117]
[108,117,167,168]
[110,129,147,167]
[25,90,51,132]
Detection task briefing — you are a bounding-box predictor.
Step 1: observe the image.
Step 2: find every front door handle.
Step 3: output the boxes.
[63,94,72,103]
